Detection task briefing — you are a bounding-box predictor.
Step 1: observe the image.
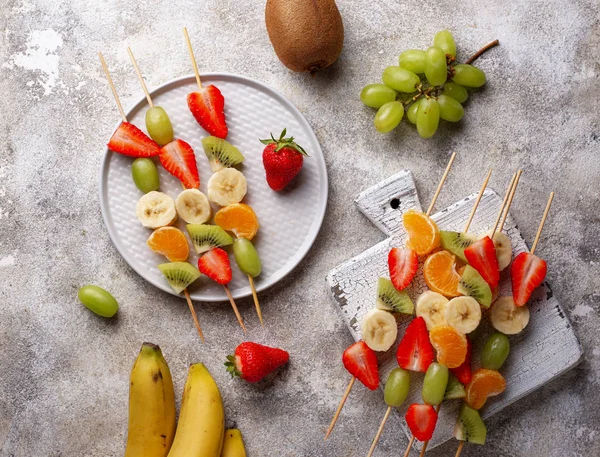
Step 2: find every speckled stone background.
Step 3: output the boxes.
[0,1,598,456]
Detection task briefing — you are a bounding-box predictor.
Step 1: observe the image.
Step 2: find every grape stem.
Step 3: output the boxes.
[465,39,500,65]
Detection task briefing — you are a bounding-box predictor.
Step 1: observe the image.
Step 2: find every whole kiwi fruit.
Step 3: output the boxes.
[265,0,344,73]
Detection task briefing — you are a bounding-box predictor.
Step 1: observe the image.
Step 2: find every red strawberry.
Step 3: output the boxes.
[388,247,419,291]
[450,336,472,385]
[396,317,435,373]
[405,404,438,442]
[198,248,232,285]
[260,129,308,191]
[187,86,228,138]
[464,236,500,288]
[159,139,200,189]
[107,122,160,157]
[511,252,547,306]
[225,342,289,382]
[342,341,379,390]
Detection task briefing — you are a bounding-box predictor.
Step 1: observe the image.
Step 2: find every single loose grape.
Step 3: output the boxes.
[78,285,119,318]
[452,64,486,88]
[433,30,457,57]
[438,94,465,122]
[481,333,510,370]
[416,98,440,138]
[422,363,449,406]
[360,84,397,109]
[443,82,468,104]
[384,368,411,407]
[399,50,426,74]
[424,46,448,87]
[407,98,422,125]
[382,66,420,93]
[131,158,160,193]
[374,101,404,133]
[145,106,174,146]
[233,237,262,277]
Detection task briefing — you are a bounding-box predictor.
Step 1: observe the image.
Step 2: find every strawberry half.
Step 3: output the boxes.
[261,129,308,191]
[405,404,438,442]
[388,247,419,291]
[225,342,289,383]
[187,86,228,138]
[107,122,160,157]
[464,236,500,288]
[450,336,472,385]
[198,247,232,285]
[342,341,379,390]
[511,252,547,306]
[396,317,435,373]
[159,139,200,189]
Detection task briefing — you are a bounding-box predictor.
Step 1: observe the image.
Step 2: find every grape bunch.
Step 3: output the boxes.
[360,30,491,138]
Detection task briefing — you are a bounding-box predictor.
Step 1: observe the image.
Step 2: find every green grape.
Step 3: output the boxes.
[438,94,464,122]
[384,368,411,407]
[233,238,262,277]
[434,30,457,57]
[481,333,510,370]
[424,46,448,86]
[399,50,426,74]
[443,82,468,103]
[360,84,397,109]
[407,98,422,125]
[78,285,119,318]
[131,158,160,193]
[452,64,486,88]
[416,98,440,138]
[382,66,420,93]
[145,106,174,146]
[374,101,404,133]
[422,363,449,406]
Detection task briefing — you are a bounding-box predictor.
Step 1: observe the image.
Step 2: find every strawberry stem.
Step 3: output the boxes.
[259,129,309,156]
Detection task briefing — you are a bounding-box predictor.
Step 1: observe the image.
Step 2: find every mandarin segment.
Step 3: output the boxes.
[423,250,462,297]
[402,210,440,256]
[147,226,190,262]
[429,325,468,369]
[214,203,260,240]
[465,368,507,410]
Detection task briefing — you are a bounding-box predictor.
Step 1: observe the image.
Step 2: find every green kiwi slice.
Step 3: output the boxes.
[186,224,233,254]
[376,277,414,315]
[158,262,201,294]
[458,265,492,308]
[440,231,477,263]
[201,136,245,172]
[444,373,466,400]
[453,403,487,445]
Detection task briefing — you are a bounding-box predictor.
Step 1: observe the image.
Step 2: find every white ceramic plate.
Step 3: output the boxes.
[100,74,328,301]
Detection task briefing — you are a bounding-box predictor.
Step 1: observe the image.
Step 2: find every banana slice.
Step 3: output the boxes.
[416,291,449,330]
[489,296,530,334]
[361,308,398,352]
[175,189,211,224]
[136,191,177,229]
[444,296,482,334]
[207,168,247,207]
[480,231,512,271]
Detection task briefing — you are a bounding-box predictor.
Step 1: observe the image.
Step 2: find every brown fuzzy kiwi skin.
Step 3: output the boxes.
[265,0,344,73]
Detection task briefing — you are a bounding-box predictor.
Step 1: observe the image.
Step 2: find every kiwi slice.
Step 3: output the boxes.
[458,265,492,308]
[453,403,487,445]
[186,224,233,254]
[158,262,201,294]
[440,231,477,263]
[444,373,466,400]
[201,136,245,172]
[375,277,414,315]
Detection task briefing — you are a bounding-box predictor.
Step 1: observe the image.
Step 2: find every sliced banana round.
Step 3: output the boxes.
[207,168,247,207]
[361,308,398,352]
[444,296,482,334]
[416,291,449,330]
[480,231,512,271]
[490,296,530,335]
[175,189,212,224]
[136,191,177,229]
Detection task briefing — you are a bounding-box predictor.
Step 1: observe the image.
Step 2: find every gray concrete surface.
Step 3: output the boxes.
[0,1,598,456]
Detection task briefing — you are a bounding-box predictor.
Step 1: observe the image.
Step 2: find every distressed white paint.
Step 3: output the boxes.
[0,255,15,267]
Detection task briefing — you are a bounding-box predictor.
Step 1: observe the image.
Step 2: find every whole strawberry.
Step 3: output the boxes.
[260,129,308,191]
[225,342,289,383]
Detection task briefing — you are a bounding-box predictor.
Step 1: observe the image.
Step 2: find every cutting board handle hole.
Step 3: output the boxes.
[390,198,400,209]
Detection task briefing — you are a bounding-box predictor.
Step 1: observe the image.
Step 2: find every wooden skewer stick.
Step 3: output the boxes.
[183,27,203,90]
[127,47,154,107]
[98,52,127,122]
[223,284,246,333]
[183,289,205,343]
[489,172,517,237]
[324,376,356,440]
[455,441,465,457]
[463,169,492,233]
[248,275,264,326]
[403,436,415,457]
[497,169,523,233]
[426,152,457,216]
[366,405,392,457]
[530,192,554,255]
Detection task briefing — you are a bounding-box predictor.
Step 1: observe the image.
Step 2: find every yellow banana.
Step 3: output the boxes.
[167,363,225,457]
[221,429,247,457]
[124,343,176,457]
